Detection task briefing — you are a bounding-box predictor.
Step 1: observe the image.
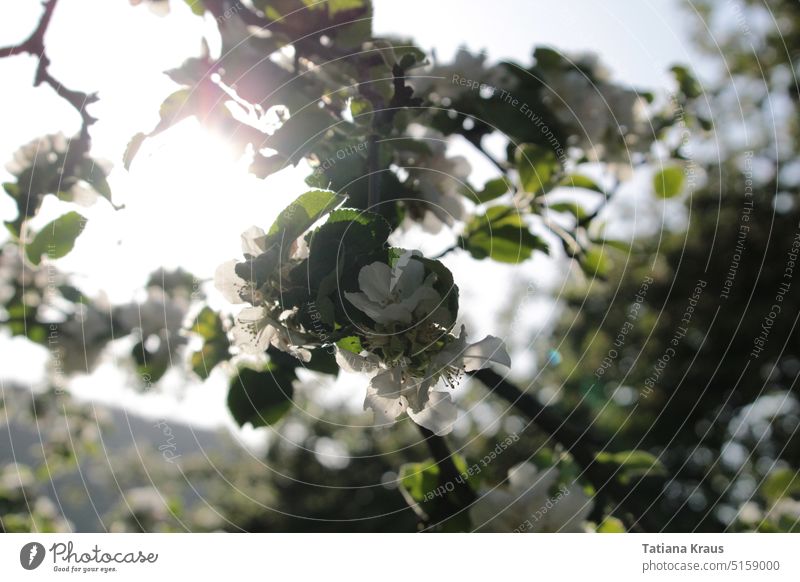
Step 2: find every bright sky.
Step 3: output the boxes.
[0,0,705,442]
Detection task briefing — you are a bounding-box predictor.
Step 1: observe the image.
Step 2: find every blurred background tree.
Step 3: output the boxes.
[1,0,798,533]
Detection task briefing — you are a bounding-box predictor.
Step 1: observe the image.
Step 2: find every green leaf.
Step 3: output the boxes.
[25,212,87,266]
[595,450,666,484]
[516,143,560,195]
[580,246,611,279]
[464,206,548,264]
[670,65,702,99]
[559,174,604,193]
[305,207,389,294]
[159,88,193,124]
[534,47,565,70]
[3,181,20,199]
[325,0,367,17]
[549,201,588,220]
[77,157,113,202]
[397,47,427,70]
[398,455,476,531]
[349,97,373,126]
[190,307,229,379]
[597,516,626,533]
[184,0,205,15]
[123,132,147,171]
[227,365,296,428]
[466,177,509,204]
[132,340,170,385]
[325,208,392,244]
[595,238,633,254]
[761,468,800,502]
[400,459,442,504]
[336,335,362,354]
[265,107,334,163]
[653,165,685,199]
[409,256,459,329]
[268,189,346,246]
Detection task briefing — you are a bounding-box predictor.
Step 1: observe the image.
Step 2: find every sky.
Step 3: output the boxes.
[0,0,710,443]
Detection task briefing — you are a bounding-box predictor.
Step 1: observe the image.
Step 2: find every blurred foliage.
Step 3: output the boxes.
[1,0,799,533]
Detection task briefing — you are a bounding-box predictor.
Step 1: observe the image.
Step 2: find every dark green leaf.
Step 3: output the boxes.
[670,65,703,99]
[132,340,170,385]
[409,256,459,328]
[190,307,230,379]
[465,177,509,204]
[325,208,392,243]
[303,348,339,375]
[549,201,588,220]
[228,365,295,428]
[26,212,87,266]
[464,206,547,264]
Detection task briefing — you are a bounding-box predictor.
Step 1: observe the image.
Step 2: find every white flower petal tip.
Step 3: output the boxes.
[214,260,247,304]
[462,335,512,371]
[407,391,458,436]
[470,462,594,533]
[240,226,268,256]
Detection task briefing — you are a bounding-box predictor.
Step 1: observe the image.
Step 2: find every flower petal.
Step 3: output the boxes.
[345,291,413,324]
[214,260,247,304]
[240,226,268,256]
[403,285,441,318]
[334,347,380,375]
[470,489,520,532]
[392,251,425,297]
[231,306,275,353]
[357,262,393,302]
[461,335,512,371]
[542,483,593,532]
[364,370,407,425]
[507,462,545,491]
[407,391,458,436]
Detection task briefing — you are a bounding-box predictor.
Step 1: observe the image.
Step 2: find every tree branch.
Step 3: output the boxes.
[366,133,380,210]
[471,368,658,531]
[0,0,98,143]
[416,424,476,527]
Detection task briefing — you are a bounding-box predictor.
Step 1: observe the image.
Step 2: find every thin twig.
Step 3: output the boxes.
[0,0,98,140]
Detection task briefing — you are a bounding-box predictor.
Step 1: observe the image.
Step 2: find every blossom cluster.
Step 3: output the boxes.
[215,208,511,435]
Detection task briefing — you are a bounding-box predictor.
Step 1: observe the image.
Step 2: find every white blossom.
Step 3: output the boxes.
[539,55,650,162]
[5,133,111,207]
[471,463,593,532]
[345,251,440,325]
[397,129,472,233]
[4,133,68,176]
[336,322,511,435]
[230,305,312,361]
